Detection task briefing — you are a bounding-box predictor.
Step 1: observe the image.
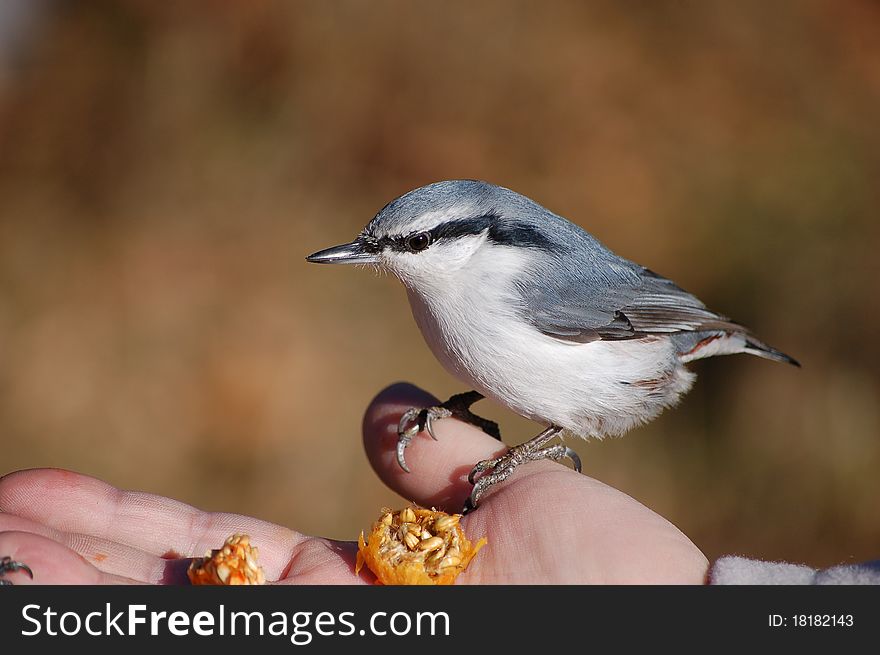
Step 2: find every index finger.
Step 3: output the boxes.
[362,383,510,512]
[0,469,300,571]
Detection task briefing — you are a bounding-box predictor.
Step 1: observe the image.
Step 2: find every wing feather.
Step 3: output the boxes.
[518,255,743,343]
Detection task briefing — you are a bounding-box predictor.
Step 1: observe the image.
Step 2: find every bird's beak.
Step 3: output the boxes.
[306,238,378,265]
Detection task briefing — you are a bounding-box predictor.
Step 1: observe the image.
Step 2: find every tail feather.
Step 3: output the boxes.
[742,337,800,367]
[674,330,800,367]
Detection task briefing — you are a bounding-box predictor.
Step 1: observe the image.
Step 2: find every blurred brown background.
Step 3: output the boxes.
[0,0,878,569]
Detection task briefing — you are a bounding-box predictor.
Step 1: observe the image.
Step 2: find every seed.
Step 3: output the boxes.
[426,545,447,562]
[399,522,420,539]
[439,555,462,569]
[433,515,458,533]
[418,536,444,551]
[420,528,433,540]
[216,563,231,583]
[403,532,420,550]
[400,507,416,524]
[381,512,393,526]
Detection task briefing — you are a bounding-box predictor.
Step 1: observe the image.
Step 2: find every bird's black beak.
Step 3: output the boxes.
[306,238,378,265]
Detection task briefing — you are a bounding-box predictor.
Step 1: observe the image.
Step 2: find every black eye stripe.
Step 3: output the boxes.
[430,214,554,249]
[370,213,553,253]
[428,215,494,241]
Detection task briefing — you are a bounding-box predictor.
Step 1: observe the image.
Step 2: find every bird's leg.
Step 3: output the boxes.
[397,391,501,472]
[0,556,33,586]
[463,425,581,513]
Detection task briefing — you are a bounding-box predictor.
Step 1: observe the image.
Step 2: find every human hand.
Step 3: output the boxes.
[0,383,708,584]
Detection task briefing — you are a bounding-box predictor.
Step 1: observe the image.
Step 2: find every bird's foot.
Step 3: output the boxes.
[0,556,33,586]
[464,425,580,513]
[396,391,501,472]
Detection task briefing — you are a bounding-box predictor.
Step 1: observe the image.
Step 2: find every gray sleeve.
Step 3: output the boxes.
[709,556,880,585]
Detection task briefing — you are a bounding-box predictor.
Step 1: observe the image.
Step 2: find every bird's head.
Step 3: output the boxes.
[306,180,558,290]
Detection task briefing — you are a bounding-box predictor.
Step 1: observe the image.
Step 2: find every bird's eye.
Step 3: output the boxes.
[406,231,431,252]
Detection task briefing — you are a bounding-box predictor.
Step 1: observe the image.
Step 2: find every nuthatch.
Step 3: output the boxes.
[308,180,798,511]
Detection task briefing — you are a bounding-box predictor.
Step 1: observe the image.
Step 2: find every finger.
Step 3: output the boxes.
[362,384,708,584]
[362,383,515,511]
[0,469,368,584]
[0,530,137,585]
[0,511,185,583]
[0,469,297,577]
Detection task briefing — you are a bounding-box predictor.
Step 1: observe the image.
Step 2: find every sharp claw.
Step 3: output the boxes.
[425,412,440,441]
[565,447,582,473]
[467,465,479,485]
[462,495,477,515]
[467,462,485,485]
[396,438,411,473]
[0,557,33,585]
[397,412,413,436]
[467,456,500,485]
[396,409,421,473]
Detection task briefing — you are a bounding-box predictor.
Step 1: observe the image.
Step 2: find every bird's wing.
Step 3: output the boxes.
[518,258,741,343]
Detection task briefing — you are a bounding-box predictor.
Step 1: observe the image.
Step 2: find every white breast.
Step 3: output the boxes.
[404,245,694,438]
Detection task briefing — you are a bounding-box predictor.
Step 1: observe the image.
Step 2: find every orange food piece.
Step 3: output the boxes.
[188,534,266,585]
[356,506,487,585]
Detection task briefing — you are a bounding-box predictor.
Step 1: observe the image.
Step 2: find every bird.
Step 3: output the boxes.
[307,180,798,512]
